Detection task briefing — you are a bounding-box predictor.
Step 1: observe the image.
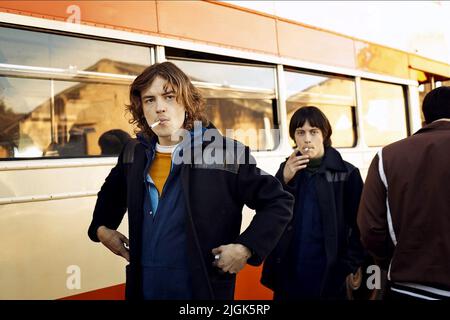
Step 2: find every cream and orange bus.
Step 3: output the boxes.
[1,1,449,300]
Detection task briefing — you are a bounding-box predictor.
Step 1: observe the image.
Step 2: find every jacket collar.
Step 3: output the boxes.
[137,132,157,150]
[414,120,450,135]
[317,147,347,173]
[136,125,211,154]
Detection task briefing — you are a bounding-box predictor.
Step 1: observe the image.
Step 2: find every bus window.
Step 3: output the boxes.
[0,77,134,158]
[0,26,153,159]
[360,80,407,147]
[418,82,434,124]
[285,71,357,148]
[0,26,151,76]
[167,58,278,151]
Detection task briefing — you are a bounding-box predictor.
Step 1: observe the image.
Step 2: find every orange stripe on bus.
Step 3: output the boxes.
[60,284,125,300]
[59,265,272,300]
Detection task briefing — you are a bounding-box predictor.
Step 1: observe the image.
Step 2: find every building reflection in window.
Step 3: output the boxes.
[360,80,407,146]
[285,70,357,148]
[168,58,278,151]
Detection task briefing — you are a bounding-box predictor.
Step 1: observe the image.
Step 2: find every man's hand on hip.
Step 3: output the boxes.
[97,226,130,262]
[212,243,252,274]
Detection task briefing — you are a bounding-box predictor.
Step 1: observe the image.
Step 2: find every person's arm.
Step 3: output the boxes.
[97,226,130,262]
[87,144,130,260]
[341,167,366,275]
[357,154,391,267]
[232,147,294,267]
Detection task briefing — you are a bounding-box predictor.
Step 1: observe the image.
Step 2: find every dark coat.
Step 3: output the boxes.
[88,133,294,300]
[261,147,366,298]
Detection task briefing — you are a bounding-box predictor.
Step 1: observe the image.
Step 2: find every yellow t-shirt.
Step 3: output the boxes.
[149,151,172,195]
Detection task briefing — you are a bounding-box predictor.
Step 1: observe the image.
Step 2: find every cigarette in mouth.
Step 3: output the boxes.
[304,147,309,152]
[150,120,160,129]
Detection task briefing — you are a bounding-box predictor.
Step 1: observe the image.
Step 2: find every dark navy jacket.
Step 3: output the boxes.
[261,147,366,299]
[140,135,192,299]
[88,129,294,300]
[275,171,327,299]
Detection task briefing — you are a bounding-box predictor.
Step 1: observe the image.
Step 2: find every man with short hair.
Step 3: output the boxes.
[88,61,294,300]
[357,86,450,300]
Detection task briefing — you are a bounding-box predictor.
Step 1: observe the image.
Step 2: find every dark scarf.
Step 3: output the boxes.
[306,156,323,173]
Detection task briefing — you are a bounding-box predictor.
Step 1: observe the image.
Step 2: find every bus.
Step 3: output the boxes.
[1,1,449,300]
